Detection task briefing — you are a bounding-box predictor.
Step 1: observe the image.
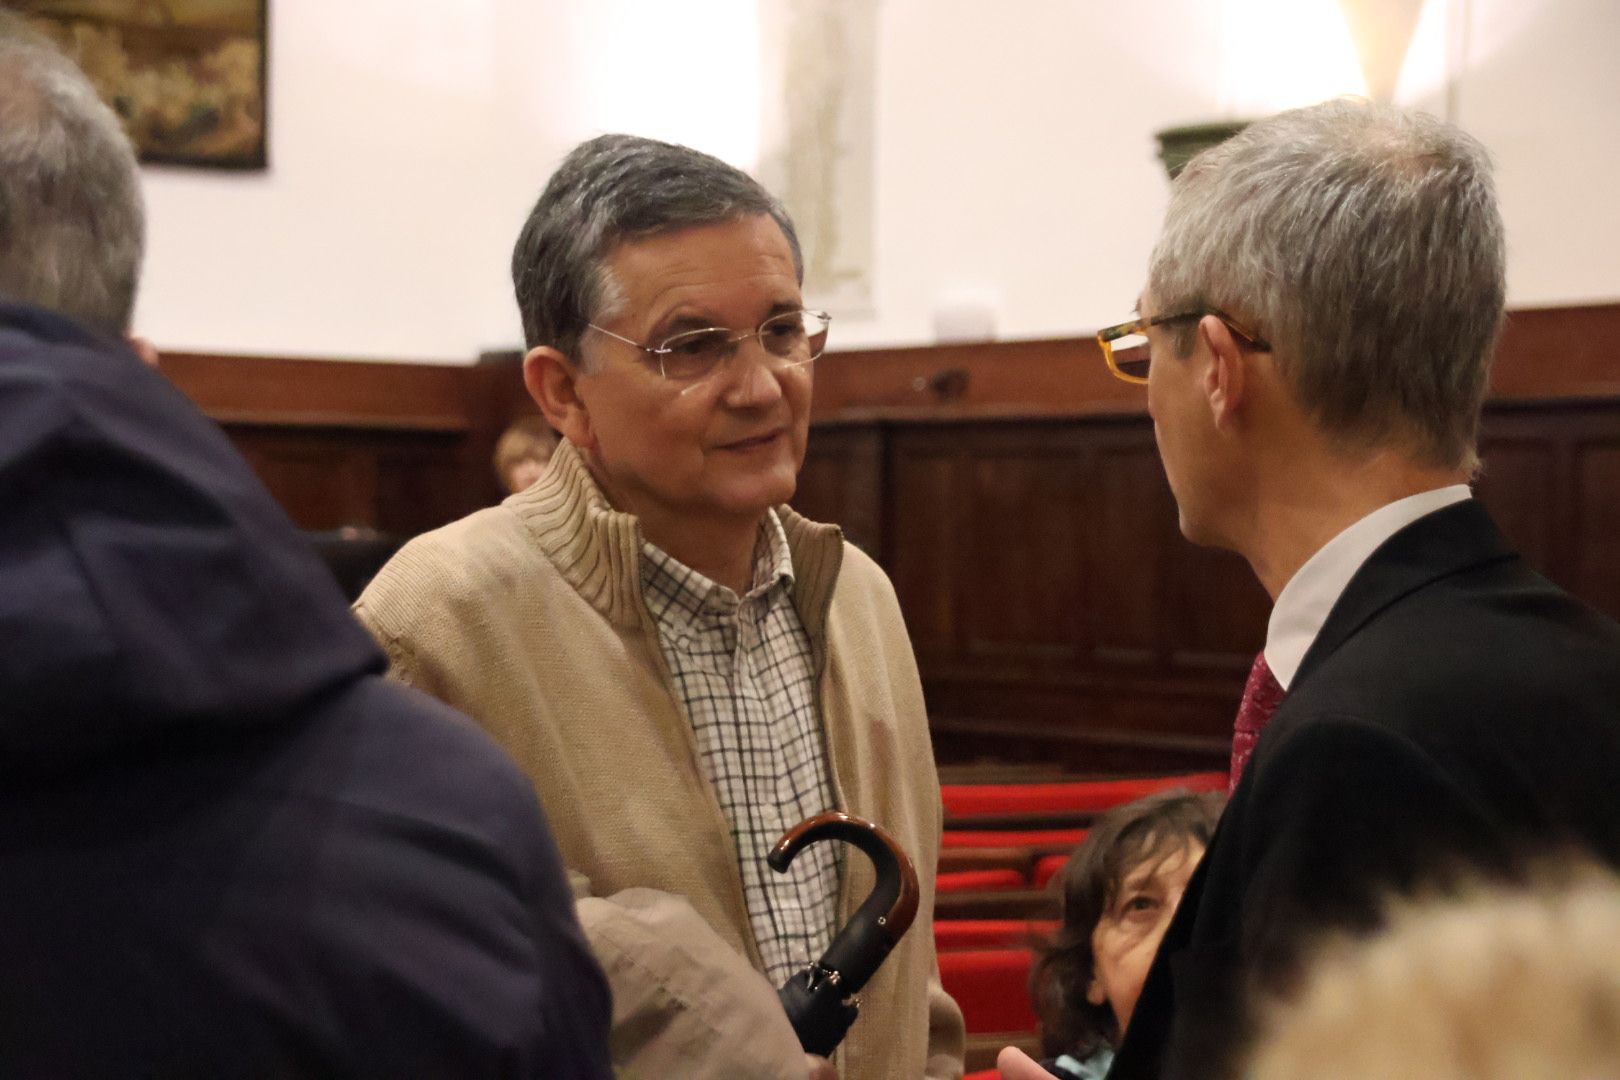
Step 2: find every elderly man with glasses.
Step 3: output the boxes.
[356,135,964,1080]
[999,100,1620,1080]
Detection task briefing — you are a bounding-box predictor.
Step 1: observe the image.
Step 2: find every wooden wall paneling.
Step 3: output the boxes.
[926,685,1238,774]
[229,427,473,536]
[151,303,1620,775]
[1476,400,1620,622]
[887,428,965,663]
[1160,540,1269,674]
[958,422,1086,666]
[230,427,379,530]
[462,356,538,513]
[1083,423,1180,669]
[1474,424,1566,585]
[793,421,886,557]
[1490,304,1620,402]
[877,415,1247,773]
[811,337,1134,419]
[923,667,1247,741]
[159,351,472,432]
[812,302,1620,421]
[160,351,540,538]
[374,437,478,537]
[1573,435,1620,620]
[1561,414,1620,621]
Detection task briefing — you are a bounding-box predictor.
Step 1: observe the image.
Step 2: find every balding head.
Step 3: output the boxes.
[0,12,144,336]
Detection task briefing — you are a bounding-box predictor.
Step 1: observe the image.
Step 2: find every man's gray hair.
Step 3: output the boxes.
[1148,99,1506,470]
[0,12,144,336]
[511,133,802,363]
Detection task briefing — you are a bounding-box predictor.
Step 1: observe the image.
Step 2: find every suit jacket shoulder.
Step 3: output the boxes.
[1113,502,1620,1080]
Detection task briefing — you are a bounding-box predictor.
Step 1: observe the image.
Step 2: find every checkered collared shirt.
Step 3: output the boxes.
[640,510,841,987]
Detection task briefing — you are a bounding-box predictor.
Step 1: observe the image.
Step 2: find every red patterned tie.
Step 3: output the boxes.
[1229,651,1285,793]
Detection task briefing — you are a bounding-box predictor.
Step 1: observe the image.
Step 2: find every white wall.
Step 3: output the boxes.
[1458,0,1620,308]
[132,0,1620,363]
[139,0,509,362]
[838,0,1223,348]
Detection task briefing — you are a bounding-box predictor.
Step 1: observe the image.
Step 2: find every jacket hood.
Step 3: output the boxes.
[0,302,385,770]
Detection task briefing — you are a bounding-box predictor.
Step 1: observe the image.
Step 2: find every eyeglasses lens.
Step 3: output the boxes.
[658,329,733,381]
[656,311,831,381]
[761,310,830,364]
[1109,331,1151,380]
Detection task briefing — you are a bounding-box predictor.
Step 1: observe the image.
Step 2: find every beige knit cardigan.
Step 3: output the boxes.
[355,443,964,1080]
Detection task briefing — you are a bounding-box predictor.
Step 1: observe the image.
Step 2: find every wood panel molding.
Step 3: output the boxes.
[159,350,533,535]
[158,351,485,431]
[814,301,1620,421]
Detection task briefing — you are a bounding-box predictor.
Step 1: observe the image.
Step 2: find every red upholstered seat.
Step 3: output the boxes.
[941,770,1226,818]
[940,828,1089,850]
[939,948,1040,1034]
[1033,853,1071,890]
[937,868,1027,893]
[935,918,1058,951]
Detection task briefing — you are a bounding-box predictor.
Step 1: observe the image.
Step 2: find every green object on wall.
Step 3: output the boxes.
[1154,120,1252,180]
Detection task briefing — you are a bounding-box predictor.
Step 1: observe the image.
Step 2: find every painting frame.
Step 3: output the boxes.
[15,0,269,171]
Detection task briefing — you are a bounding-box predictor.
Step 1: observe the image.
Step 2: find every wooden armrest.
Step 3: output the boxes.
[938,846,1040,876]
[935,889,1058,921]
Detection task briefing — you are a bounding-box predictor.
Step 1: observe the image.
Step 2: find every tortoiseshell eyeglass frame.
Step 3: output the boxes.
[1096,309,1272,385]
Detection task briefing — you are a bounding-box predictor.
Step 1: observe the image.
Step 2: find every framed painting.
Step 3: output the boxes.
[15,0,268,169]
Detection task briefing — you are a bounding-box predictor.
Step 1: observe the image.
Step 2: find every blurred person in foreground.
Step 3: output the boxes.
[355,133,964,1079]
[999,99,1620,1080]
[1247,864,1620,1080]
[0,15,611,1077]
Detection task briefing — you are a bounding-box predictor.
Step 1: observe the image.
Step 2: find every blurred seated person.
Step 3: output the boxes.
[1009,790,1222,1080]
[0,16,610,1077]
[494,415,560,494]
[1246,863,1620,1080]
[354,133,963,1078]
[302,525,405,602]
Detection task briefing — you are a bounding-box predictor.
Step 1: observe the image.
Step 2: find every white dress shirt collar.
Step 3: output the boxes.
[1265,485,1472,690]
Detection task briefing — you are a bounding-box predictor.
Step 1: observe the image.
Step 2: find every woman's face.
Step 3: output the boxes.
[1088,840,1205,1036]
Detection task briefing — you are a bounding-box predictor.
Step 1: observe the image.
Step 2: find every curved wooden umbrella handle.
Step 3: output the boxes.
[769,811,920,977]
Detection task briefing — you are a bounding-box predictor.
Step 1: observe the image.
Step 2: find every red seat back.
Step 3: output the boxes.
[935,918,1058,951]
[941,770,1226,817]
[939,947,1040,1034]
[941,828,1089,850]
[937,868,1028,893]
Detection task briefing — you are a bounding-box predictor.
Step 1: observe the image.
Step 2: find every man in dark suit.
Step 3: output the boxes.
[999,100,1620,1080]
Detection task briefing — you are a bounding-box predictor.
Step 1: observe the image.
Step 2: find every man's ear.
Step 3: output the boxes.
[1198,314,1247,433]
[523,346,594,451]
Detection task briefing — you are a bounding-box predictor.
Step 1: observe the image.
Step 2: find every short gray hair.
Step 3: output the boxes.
[511,133,802,362]
[0,12,144,336]
[1148,99,1506,470]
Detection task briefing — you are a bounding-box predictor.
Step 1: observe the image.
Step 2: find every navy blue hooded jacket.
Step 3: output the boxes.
[0,303,612,1078]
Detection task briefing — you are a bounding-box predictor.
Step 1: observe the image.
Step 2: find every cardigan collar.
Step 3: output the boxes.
[509,440,845,636]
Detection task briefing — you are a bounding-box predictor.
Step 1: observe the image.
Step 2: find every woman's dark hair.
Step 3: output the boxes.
[1029,788,1225,1057]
